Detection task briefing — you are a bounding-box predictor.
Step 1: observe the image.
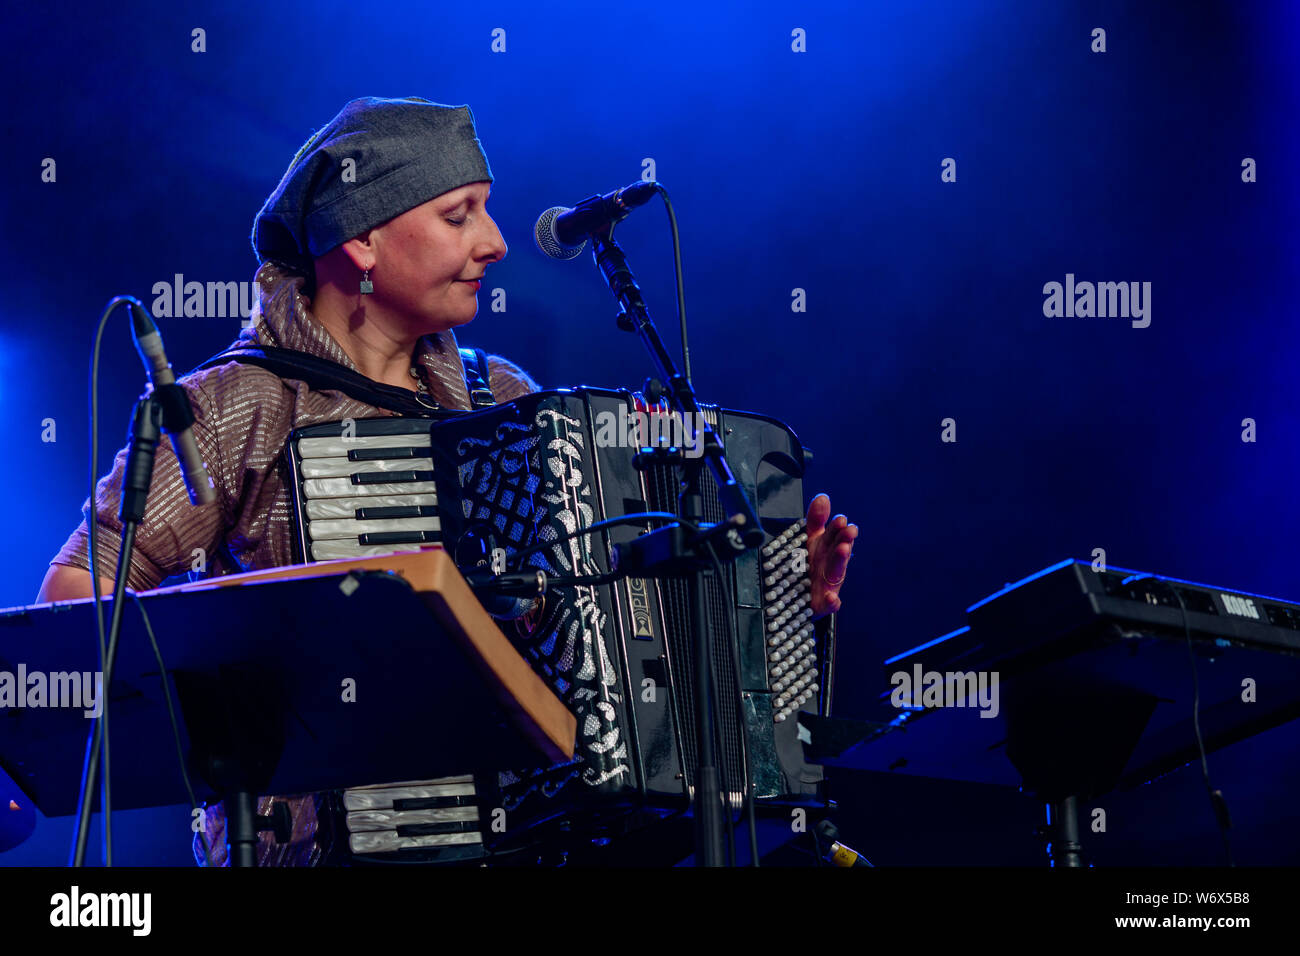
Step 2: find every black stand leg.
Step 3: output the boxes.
[1042,796,1085,868]
[1006,682,1158,870]
[226,790,260,867]
[178,666,289,869]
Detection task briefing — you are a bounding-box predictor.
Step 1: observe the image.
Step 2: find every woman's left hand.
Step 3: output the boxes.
[806,493,857,619]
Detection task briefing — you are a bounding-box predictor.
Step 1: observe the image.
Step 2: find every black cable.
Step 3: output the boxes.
[707,541,761,868]
[539,572,623,588]
[1122,573,1234,865]
[653,182,741,859]
[810,820,826,867]
[704,560,735,867]
[73,296,134,867]
[650,184,691,385]
[506,512,686,570]
[1170,584,1235,866]
[700,559,736,868]
[503,514,706,605]
[130,593,215,868]
[604,186,690,385]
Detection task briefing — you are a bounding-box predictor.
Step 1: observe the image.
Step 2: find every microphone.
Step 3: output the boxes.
[534,180,660,260]
[127,301,217,506]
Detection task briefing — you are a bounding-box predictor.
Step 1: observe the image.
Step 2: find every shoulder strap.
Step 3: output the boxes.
[458,347,496,408]
[191,345,441,418]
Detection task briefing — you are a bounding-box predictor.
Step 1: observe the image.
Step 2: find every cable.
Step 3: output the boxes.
[538,572,622,588]
[700,557,736,867]
[73,296,134,867]
[1170,584,1235,866]
[1122,573,1234,865]
[501,514,706,602]
[810,818,826,867]
[505,512,687,570]
[653,183,745,859]
[707,541,761,867]
[650,184,691,385]
[701,561,736,867]
[130,593,215,868]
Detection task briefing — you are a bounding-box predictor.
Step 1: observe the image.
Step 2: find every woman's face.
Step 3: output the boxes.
[366,180,506,334]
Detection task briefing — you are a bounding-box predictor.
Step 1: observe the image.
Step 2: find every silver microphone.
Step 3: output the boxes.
[534,180,660,260]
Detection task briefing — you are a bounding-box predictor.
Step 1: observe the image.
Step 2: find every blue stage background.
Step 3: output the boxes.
[2,0,1296,865]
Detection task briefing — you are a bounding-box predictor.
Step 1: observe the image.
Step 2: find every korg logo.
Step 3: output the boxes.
[1221,593,1260,620]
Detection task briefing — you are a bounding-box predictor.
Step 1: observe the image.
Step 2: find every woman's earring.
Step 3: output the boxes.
[360,269,374,295]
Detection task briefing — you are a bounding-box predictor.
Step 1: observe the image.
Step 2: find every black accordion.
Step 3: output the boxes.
[286,386,832,856]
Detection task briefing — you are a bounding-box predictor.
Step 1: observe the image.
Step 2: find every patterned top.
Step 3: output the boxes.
[52,262,539,590]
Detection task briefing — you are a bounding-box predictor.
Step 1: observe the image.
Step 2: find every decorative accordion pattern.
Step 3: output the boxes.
[424,388,830,839]
[445,403,632,799]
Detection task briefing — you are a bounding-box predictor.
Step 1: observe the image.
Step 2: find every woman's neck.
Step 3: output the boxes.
[311,286,420,390]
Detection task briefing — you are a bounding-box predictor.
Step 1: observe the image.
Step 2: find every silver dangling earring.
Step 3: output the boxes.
[360,268,374,295]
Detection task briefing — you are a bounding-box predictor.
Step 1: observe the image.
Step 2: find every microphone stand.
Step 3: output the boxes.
[71,381,197,866]
[589,225,763,867]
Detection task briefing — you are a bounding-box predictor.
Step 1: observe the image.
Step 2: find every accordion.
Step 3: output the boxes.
[285,386,832,856]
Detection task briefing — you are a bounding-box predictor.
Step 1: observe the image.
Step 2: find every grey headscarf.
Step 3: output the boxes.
[252,96,494,285]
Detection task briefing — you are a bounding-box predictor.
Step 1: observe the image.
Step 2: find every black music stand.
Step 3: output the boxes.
[0,567,570,866]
